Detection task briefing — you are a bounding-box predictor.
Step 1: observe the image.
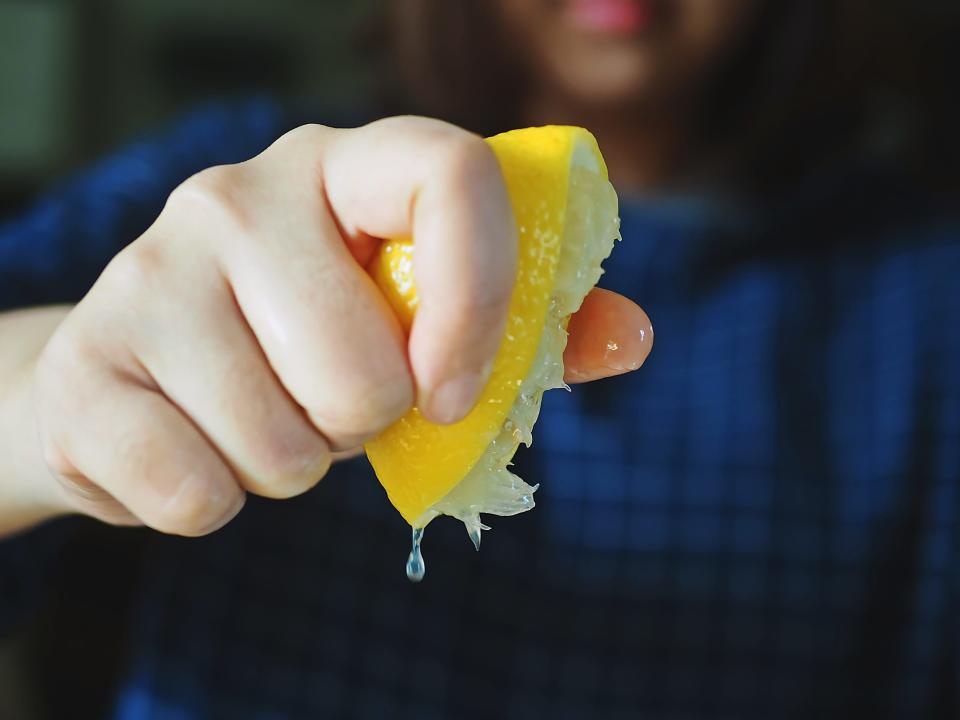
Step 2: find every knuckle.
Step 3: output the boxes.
[35,325,79,382]
[432,133,497,182]
[379,115,469,146]
[309,377,413,446]
[250,124,334,189]
[34,337,105,472]
[153,473,238,537]
[40,439,73,478]
[166,164,249,231]
[53,474,138,526]
[273,123,333,149]
[54,472,108,503]
[252,432,331,499]
[100,243,167,300]
[375,116,494,182]
[35,327,101,420]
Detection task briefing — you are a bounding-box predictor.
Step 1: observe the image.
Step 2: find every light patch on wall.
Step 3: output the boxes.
[0,2,73,175]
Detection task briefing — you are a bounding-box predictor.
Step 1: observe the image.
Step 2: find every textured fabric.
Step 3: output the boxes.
[1,101,958,719]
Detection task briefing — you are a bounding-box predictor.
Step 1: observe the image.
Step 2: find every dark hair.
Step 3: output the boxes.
[696,0,959,194]
[385,0,525,135]
[383,0,958,196]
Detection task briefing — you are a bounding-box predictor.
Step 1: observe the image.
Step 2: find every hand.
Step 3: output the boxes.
[4,117,652,538]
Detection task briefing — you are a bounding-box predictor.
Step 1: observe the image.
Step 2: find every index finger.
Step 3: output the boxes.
[322,116,517,425]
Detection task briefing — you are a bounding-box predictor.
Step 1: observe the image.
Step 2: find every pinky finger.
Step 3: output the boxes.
[46,368,245,537]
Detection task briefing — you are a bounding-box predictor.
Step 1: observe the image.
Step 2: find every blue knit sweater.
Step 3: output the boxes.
[2,99,958,719]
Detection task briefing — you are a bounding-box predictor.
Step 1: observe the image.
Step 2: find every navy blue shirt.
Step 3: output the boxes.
[2,99,959,719]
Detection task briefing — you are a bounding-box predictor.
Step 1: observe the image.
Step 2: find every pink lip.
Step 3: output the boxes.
[566,0,655,35]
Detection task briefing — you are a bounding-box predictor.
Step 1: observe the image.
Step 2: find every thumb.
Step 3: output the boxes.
[563,288,653,384]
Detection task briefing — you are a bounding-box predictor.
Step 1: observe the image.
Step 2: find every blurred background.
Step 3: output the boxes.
[0,0,380,218]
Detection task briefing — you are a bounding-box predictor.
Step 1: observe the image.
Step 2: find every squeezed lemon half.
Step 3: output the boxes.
[366,126,620,545]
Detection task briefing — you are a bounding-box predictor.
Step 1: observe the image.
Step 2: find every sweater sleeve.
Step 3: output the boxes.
[0,97,286,311]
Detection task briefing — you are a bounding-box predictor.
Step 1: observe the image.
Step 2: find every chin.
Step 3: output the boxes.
[540,38,656,107]
[555,62,655,109]
[574,82,651,109]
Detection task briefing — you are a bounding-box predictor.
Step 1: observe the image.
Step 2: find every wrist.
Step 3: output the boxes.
[0,306,74,536]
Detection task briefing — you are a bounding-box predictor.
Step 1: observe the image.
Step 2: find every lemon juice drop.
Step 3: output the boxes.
[406,527,425,582]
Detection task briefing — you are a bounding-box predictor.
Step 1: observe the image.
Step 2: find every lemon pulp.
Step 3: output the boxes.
[366,126,620,545]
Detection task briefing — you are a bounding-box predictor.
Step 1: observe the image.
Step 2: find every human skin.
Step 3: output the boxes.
[494,0,760,189]
[0,117,653,538]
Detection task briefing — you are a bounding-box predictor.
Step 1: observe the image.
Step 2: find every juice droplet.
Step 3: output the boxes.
[405,527,425,582]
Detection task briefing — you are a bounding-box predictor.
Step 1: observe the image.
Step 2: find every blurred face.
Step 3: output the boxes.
[496,0,760,111]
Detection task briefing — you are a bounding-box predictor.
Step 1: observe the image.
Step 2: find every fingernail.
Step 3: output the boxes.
[426,372,483,424]
[604,324,654,372]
